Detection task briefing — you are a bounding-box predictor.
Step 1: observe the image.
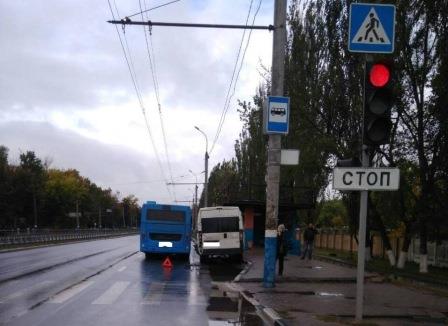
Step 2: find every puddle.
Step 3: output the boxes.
[206,287,267,325]
[189,242,263,324]
[316,292,344,297]
[258,290,353,299]
[297,266,323,269]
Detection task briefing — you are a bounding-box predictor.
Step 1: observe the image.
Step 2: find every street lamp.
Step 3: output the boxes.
[194,126,209,207]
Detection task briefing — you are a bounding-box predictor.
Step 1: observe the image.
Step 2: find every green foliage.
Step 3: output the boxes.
[317,199,348,227]
[206,159,240,206]
[206,0,448,249]
[45,169,89,227]
[0,146,140,229]
[234,87,267,201]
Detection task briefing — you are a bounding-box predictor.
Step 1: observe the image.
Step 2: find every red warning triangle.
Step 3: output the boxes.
[162,256,173,268]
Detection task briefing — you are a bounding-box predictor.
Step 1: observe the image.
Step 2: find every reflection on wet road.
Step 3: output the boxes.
[0,238,266,325]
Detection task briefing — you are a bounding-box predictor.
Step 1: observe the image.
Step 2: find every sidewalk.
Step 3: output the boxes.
[234,248,448,325]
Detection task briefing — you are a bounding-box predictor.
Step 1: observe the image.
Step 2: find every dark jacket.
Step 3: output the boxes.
[277,232,288,256]
[303,227,317,242]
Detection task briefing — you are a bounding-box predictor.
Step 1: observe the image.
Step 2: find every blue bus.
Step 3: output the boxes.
[140,201,192,258]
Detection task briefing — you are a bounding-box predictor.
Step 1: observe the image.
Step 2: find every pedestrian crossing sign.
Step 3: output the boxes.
[348,3,395,53]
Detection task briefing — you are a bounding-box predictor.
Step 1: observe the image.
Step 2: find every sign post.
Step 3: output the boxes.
[333,160,400,321]
[346,3,397,320]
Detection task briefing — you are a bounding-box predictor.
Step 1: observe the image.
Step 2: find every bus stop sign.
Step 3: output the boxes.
[264,96,290,135]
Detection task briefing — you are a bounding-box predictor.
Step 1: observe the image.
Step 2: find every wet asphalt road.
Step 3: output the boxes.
[0,236,264,325]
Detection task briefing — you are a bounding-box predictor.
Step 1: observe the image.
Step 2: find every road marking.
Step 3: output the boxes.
[117,266,127,272]
[48,281,94,304]
[141,282,165,305]
[0,281,53,303]
[92,281,130,305]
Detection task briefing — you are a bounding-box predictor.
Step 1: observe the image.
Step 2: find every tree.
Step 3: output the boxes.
[44,169,88,228]
[235,88,267,202]
[387,0,448,272]
[317,199,348,228]
[19,151,46,228]
[206,160,240,206]
[121,195,140,228]
[0,146,12,228]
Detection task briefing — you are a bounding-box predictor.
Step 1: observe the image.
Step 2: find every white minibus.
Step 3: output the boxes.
[197,206,243,262]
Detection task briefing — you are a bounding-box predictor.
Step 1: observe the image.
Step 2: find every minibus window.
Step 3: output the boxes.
[201,217,239,233]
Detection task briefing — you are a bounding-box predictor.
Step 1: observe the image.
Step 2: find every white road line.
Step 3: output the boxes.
[48,281,94,304]
[117,266,127,272]
[141,282,165,305]
[92,281,130,305]
[0,281,53,303]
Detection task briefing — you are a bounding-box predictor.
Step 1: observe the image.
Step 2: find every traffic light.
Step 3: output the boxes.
[363,61,394,146]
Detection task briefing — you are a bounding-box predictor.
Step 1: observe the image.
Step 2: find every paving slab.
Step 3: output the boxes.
[234,248,448,325]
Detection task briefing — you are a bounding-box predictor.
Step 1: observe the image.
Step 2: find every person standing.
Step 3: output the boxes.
[301,223,317,260]
[277,224,288,276]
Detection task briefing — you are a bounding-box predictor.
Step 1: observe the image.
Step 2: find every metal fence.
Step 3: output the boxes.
[0,228,139,248]
[314,229,448,268]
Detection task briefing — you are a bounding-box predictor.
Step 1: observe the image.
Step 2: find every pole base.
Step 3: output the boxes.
[263,232,277,288]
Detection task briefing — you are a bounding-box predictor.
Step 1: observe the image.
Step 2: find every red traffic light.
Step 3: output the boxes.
[369,64,390,87]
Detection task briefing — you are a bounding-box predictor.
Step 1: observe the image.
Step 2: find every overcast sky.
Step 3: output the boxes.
[0,0,273,205]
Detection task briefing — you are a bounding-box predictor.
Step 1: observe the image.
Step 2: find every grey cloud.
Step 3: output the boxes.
[0,0,270,117]
[0,120,185,204]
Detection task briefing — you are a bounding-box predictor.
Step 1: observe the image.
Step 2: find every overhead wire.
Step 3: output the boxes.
[127,0,182,19]
[100,173,190,186]
[209,0,263,154]
[209,0,254,154]
[139,0,177,201]
[107,0,174,201]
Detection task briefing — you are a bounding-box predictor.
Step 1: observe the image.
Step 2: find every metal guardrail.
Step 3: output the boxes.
[0,228,139,248]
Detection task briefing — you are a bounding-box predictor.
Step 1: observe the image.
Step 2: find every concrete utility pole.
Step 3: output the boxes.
[204,152,209,207]
[189,170,199,226]
[194,126,209,207]
[263,0,287,288]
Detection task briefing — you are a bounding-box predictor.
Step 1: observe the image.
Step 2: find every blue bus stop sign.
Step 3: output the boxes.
[264,96,290,135]
[348,3,395,53]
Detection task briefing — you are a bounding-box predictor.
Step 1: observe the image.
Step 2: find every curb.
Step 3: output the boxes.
[237,276,357,283]
[239,288,291,326]
[231,260,290,326]
[234,259,253,282]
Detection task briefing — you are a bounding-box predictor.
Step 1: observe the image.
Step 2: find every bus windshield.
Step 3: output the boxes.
[201,217,239,233]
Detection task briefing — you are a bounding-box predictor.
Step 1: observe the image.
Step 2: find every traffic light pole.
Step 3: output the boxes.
[356,57,373,321]
[263,0,287,288]
[356,145,369,321]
